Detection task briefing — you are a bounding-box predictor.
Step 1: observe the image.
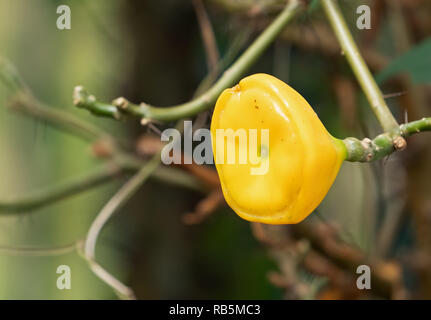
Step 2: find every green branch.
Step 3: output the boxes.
[84,154,160,260]
[0,154,206,213]
[9,92,112,142]
[83,154,161,300]
[321,0,399,132]
[73,86,123,120]
[73,0,301,122]
[344,117,431,162]
[0,164,122,213]
[0,241,78,257]
[0,58,114,143]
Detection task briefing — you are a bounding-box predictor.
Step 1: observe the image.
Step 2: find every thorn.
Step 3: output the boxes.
[148,123,162,136]
[72,85,95,105]
[112,97,129,109]
[72,85,85,105]
[393,136,407,151]
[383,153,391,166]
[140,118,162,136]
[383,91,407,99]
[140,118,150,126]
[361,137,372,149]
[74,85,84,92]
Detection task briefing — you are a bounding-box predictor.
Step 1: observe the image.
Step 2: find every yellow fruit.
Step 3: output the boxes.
[211,73,346,224]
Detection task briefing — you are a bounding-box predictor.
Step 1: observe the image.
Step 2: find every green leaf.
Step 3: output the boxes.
[376,37,431,84]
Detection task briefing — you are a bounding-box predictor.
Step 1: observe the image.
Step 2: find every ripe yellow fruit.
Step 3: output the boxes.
[211,74,346,224]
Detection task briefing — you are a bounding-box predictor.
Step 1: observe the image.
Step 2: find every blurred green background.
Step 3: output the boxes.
[0,0,430,299]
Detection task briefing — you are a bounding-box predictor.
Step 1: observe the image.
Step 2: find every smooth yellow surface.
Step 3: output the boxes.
[211,74,346,224]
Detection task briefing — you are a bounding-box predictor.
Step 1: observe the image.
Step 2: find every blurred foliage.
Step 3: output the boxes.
[0,0,430,300]
[376,37,431,84]
[0,0,126,299]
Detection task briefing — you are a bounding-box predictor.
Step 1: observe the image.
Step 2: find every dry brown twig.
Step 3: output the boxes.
[192,0,220,72]
[182,189,224,224]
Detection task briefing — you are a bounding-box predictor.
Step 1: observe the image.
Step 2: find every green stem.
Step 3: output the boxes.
[194,27,251,97]
[0,154,206,213]
[10,92,113,142]
[321,0,399,132]
[343,117,431,162]
[0,58,114,142]
[0,163,122,213]
[73,86,123,120]
[83,154,161,300]
[84,154,160,259]
[73,0,301,122]
[0,241,78,257]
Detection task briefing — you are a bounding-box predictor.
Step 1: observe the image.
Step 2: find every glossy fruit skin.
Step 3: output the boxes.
[211,73,346,224]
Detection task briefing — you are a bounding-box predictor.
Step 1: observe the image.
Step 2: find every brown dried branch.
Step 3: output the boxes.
[182,188,224,224]
[303,250,360,299]
[250,221,403,299]
[136,134,222,224]
[192,0,220,72]
[290,222,405,299]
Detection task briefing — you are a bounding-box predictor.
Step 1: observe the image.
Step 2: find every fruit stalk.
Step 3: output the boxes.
[343,117,431,162]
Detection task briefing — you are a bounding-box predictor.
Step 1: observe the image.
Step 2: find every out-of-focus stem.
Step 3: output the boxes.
[73,0,301,122]
[321,0,399,132]
[83,154,161,299]
[0,58,114,142]
[0,164,122,213]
